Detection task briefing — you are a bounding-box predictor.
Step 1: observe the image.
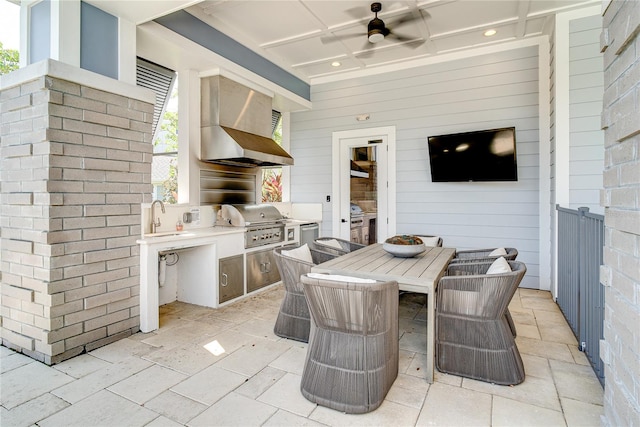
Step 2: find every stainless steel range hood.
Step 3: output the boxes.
[201,76,293,167]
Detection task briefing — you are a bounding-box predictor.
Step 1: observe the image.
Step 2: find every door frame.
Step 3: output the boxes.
[331,126,396,242]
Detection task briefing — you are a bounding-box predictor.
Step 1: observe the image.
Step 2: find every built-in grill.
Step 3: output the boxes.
[350,202,366,245]
[350,203,364,228]
[218,204,286,248]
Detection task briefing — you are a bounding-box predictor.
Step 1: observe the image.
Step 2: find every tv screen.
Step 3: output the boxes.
[427,127,517,182]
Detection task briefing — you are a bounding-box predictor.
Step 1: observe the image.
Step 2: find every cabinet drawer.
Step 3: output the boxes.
[219,254,244,303]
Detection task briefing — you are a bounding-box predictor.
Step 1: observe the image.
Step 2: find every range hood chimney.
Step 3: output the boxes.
[201,76,294,167]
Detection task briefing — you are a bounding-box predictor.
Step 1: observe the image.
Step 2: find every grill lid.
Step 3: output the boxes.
[350,203,364,216]
[219,204,284,227]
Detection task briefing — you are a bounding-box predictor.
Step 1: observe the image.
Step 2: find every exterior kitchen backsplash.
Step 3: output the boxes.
[142,204,217,235]
[199,168,258,206]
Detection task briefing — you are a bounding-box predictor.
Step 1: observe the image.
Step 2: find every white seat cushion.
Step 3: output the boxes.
[282,244,313,263]
[319,239,343,249]
[486,256,512,274]
[307,273,376,283]
[421,236,441,247]
[489,247,508,256]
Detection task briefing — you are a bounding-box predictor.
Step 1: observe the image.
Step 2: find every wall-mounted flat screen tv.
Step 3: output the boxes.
[427,127,518,182]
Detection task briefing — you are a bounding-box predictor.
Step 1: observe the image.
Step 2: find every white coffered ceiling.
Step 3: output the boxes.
[89,0,600,83]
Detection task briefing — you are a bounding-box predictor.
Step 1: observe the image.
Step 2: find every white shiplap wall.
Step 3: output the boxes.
[568,15,605,214]
[291,46,541,288]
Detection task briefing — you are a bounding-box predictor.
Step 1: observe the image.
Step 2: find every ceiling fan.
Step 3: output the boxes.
[322,2,425,47]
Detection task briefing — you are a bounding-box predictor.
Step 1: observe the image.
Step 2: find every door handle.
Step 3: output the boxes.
[341,219,347,223]
[221,273,228,287]
[261,262,270,273]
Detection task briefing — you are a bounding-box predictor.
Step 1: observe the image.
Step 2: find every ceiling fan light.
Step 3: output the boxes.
[368,31,385,43]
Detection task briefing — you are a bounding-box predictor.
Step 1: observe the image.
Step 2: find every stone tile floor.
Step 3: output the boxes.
[1,286,604,426]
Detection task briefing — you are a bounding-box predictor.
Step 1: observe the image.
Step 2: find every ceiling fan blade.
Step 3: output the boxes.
[405,39,427,49]
[320,33,362,44]
[386,31,414,43]
[387,9,430,27]
[357,41,375,59]
[344,5,367,21]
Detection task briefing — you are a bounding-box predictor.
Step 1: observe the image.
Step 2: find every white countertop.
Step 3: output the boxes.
[137,219,318,247]
[137,226,245,246]
[284,219,320,225]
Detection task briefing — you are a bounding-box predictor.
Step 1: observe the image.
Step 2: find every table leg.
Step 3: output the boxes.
[426,287,435,383]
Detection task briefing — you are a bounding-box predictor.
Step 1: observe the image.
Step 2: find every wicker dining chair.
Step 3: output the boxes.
[272,244,338,343]
[449,247,519,336]
[314,237,366,256]
[450,247,518,263]
[300,274,399,414]
[436,260,527,385]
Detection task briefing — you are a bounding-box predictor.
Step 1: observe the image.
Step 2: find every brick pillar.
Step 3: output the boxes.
[1,60,154,364]
[599,1,640,425]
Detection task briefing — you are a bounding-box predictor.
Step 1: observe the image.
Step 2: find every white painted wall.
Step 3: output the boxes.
[550,6,603,298]
[568,14,605,214]
[291,45,543,289]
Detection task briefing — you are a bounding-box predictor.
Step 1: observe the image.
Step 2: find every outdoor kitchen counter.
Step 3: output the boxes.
[138,226,246,333]
[137,226,245,246]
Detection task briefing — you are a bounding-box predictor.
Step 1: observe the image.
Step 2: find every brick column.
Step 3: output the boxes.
[599,1,640,425]
[1,60,154,364]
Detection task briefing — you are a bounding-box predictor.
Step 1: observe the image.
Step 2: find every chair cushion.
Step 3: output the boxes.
[421,236,441,247]
[489,247,508,256]
[282,244,313,263]
[487,256,511,274]
[319,239,343,249]
[307,273,376,283]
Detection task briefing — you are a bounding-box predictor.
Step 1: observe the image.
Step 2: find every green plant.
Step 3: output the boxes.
[162,158,178,204]
[0,41,19,75]
[153,89,179,203]
[262,168,282,202]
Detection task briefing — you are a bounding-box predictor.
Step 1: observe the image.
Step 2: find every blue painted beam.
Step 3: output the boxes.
[154,10,310,101]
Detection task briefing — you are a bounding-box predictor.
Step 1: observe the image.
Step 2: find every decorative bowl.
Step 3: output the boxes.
[383,235,426,258]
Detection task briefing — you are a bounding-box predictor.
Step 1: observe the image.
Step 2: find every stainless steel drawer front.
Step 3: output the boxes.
[246,248,280,292]
[219,254,244,303]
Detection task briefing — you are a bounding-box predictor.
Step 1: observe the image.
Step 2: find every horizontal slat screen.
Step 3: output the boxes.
[136,57,176,141]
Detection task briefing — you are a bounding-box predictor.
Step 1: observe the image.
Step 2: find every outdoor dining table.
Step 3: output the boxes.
[311,243,456,383]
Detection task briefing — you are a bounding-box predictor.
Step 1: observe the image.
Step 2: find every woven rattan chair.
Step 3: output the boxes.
[300,274,399,414]
[272,244,338,343]
[449,247,519,336]
[436,260,527,385]
[451,247,518,263]
[314,237,366,256]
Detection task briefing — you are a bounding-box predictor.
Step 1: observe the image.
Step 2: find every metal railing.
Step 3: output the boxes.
[556,205,605,385]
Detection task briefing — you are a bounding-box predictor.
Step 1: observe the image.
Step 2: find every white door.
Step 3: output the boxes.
[332,126,396,242]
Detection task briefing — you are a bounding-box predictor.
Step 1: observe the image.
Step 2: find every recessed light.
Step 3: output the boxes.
[331,61,341,67]
[484,29,497,37]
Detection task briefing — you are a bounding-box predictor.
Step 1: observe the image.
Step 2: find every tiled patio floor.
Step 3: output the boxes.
[1,286,604,426]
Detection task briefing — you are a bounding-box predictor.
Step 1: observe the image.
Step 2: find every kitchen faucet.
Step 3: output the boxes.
[150,200,166,234]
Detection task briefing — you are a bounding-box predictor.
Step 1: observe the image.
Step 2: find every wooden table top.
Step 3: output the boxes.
[312,244,455,294]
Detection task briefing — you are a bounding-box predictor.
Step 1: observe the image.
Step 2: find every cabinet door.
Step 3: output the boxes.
[350,228,361,244]
[246,248,281,293]
[362,226,369,245]
[368,218,376,244]
[219,254,244,303]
